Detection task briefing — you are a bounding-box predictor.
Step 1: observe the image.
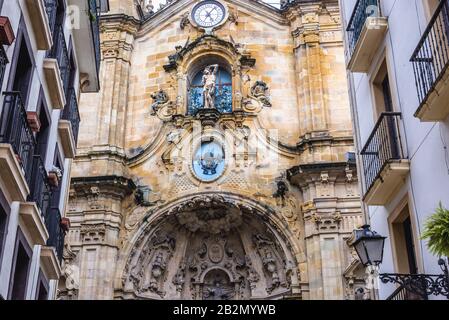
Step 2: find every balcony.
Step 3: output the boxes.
[40,246,62,280]
[28,155,52,217]
[346,0,388,73]
[44,0,58,34]
[44,208,65,263]
[58,122,76,159]
[0,92,37,185]
[411,0,449,121]
[43,25,68,109]
[0,93,65,269]
[24,0,53,50]
[62,88,81,146]
[361,113,410,205]
[68,0,104,92]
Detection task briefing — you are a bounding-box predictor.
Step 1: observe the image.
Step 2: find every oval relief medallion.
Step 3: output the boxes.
[208,243,224,263]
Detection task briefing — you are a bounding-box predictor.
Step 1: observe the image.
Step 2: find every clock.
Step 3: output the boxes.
[191,0,227,29]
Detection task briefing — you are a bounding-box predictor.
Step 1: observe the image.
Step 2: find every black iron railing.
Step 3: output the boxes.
[346,0,381,58]
[0,92,36,183]
[48,24,70,92]
[385,283,428,300]
[44,0,58,34]
[28,155,52,217]
[45,207,65,262]
[360,112,405,194]
[380,273,449,300]
[62,88,80,145]
[89,0,101,77]
[0,45,8,90]
[411,0,449,112]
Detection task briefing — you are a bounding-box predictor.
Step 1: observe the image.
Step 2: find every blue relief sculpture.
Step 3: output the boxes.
[193,140,225,182]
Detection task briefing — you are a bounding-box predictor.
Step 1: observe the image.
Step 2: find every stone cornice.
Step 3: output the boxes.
[71,175,137,199]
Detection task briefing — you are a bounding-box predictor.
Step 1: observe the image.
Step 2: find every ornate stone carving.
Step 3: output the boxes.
[120,195,301,300]
[176,207,242,234]
[273,180,289,206]
[172,260,186,292]
[250,81,272,108]
[253,233,288,294]
[150,90,175,121]
[245,255,260,290]
[150,90,169,114]
[128,232,176,297]
[80,223,106,243]
[180,12,191,29]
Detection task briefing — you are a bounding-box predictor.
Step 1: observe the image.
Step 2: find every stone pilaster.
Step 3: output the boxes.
[288,163,362,300]
[63,176,136,300]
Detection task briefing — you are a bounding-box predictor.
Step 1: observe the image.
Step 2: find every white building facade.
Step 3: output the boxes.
[340,0,449,299]
[0,0,106,299]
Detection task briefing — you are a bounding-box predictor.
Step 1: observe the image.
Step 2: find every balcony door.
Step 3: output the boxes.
[371,60,401,160]
[390,203,419,275]
[7,30,33,104]
[8,231,32,300]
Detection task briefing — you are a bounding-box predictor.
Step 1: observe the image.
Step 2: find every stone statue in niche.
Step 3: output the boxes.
[253,233,286,294]
[202,64,219,109]
[129,232,176,297]
[143,252,167,293]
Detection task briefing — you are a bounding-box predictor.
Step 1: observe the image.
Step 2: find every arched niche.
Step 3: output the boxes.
[165,35,254,115]
[118,193,302,300]
[186,54,233,115]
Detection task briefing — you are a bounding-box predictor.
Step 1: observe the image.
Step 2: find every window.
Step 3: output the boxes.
[36,94,51,161]
[35,272,49,300]
[0,202,7,263]
[50,149,64,210]
[10,34,33,103]
[389,202,419,274]
[371,59,394,117]
[9,232,32,300]
[188,63,232,115]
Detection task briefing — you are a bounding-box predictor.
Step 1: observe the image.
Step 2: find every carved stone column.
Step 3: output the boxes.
[288,163,362,300]
[64,177,136,300]
[95,18,137,152]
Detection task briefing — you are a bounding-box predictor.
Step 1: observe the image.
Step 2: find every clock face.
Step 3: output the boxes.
[192,1,226,28]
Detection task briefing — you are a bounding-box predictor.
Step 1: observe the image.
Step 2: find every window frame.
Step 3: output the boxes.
[6,16,35,107]
[7,228,32,300]
[0,189,10,268]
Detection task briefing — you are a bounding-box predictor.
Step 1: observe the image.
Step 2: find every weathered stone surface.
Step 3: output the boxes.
[62,0,362,300]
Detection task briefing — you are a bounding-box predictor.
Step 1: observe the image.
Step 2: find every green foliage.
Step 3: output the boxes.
[421,203,449,257]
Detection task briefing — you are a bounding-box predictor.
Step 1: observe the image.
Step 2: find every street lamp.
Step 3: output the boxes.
[351,225,386,267]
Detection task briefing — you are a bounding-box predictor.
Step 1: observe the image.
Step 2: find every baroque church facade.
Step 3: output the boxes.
[61,0,365,300]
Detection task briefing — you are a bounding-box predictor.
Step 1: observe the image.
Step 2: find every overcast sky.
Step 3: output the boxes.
[151,0,281,10]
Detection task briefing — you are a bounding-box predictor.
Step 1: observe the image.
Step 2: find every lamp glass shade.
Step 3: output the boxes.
[354,240,369,266]
[352,225,386,267]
